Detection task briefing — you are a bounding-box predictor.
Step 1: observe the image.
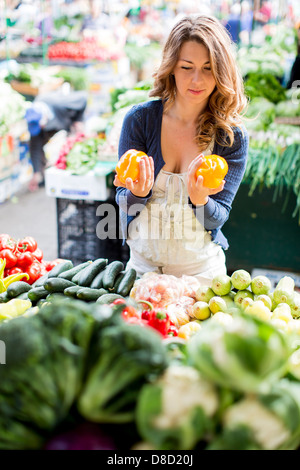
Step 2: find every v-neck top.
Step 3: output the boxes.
[115,99,249,250]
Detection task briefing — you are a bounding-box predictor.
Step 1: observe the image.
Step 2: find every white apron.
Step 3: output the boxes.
[126,147,226,285]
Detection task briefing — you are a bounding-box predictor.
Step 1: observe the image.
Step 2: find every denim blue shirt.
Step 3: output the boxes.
[116,99,249,250]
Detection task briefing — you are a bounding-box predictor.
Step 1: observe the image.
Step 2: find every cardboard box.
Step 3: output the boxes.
[45,164,116,201]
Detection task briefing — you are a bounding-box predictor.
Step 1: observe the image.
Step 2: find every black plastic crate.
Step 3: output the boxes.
[56,197,129,266]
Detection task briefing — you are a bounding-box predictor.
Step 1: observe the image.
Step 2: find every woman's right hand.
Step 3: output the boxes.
[113,155,154,198]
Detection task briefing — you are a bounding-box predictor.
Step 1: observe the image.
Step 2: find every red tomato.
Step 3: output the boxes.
[17,236,38,253]
[32,248,43,262]
[0,248,18,268]
[0,233,16,251]
[5,266,23,276]
[122,305,140,320]
[44,258,65,271]
[16,251,34,268]
[26,261,44,285]
[112,298,126,306]
[0,234,16,251]
[125,317,148,327]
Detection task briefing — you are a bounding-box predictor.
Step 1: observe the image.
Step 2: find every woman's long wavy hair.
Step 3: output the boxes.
[149,15,248,150]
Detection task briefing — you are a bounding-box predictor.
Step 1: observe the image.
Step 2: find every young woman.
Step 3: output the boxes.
[114,14,249,284]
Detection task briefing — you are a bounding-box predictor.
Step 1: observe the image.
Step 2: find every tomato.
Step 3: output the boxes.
[122,305,140,320]
[32,248,43,262]
[125,317,148,327]
[0,234,17,251]
[26,261,44,285]
[17,236,38,253]
[16,251,34,268]
[44,258,65,271]
[0,248,18,268]
[112,298,126,305]
[5,266,23,276]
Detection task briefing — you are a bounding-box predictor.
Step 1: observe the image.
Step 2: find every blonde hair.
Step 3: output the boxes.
[149,15,248,150]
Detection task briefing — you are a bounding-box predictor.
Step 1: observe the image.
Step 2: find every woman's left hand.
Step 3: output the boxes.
[187,154,225,206]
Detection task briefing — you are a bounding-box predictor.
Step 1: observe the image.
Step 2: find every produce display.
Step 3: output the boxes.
[47,38,122,63]
[1,262,300,450]
[0,233,67,293]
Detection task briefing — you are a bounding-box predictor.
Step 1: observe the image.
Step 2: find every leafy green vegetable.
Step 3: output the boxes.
[244,72,286,104]
[66,137,105,175]
[77,322,169,424]
[187,312,290,394]
[0,298,97,449]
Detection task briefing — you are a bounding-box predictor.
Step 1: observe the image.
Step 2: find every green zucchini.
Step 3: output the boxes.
[90,267,106,289]
[28,286,49,302]
[116,268,137,297]
[58,261,92,281]
[96,293,125,305]
[47,260,74,278]
[63,285,82,298]
[102,261,124,290]
[110,271,126,292]
[46,293,68,302]
[44,278,76,293]
[76,287,108,301]
[77,258,108,287]
[15,292,30,300]
[6,281,32,299]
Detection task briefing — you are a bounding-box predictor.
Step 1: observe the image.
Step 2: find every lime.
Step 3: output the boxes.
[195,286,215,303]
[211,274,232,296]
[234,289,254,306]
[192,301,211,320]
[251,275,272,295]
[208,296,227,314]
[230,269,251,290]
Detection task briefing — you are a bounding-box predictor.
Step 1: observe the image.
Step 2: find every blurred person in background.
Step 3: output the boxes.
[254,0,272,25]
[224,3,241,44]
[240,1,253,45]
[287,20,300,89]
[25,90,87,192]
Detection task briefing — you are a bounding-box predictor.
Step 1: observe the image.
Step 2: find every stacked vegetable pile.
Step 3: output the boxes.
[0,82,27,137]
[47,38,122,62]
[0,256,137,315]
[1,285,300,450]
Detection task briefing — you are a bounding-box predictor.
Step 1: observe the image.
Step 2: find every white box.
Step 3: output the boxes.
[45,163,116,201]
